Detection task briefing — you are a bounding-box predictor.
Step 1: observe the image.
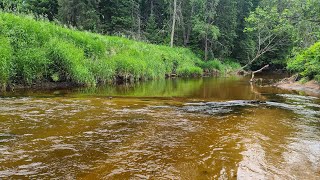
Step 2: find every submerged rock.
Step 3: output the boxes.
[182,100,266,115]
[0,133,16,143]
[181,95,320,120]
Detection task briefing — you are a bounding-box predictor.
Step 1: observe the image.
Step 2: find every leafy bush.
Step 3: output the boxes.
[287,42,320,81]
[315,75,320,82]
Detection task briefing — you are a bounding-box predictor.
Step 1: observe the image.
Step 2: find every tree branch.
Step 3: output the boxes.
[250,64,269,82]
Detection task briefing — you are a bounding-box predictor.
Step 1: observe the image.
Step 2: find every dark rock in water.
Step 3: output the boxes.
[183,97,319,118]
[182,100,266,115]
[0,133,16,143]
[205,100,265,107]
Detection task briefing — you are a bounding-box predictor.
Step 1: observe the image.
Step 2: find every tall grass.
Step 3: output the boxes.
[0,12,204,87]
[197,59,241,75]
[0,12,240,88]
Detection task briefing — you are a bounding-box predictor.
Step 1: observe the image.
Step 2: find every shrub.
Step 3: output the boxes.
[315,75,320,83]
[288,42,320,80]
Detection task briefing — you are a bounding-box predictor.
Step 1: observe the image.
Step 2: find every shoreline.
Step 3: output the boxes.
[0,73,227,92]
[275,80,320,96]
[2,82,81,92]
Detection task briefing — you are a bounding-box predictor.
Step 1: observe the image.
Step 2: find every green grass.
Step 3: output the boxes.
[0,12,239,89]
[197,59,241,75]
[0,35,12,89]
[287,41,320,82]
[0,12,206,88]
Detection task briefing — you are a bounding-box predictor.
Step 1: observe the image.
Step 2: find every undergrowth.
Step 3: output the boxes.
[287,41,320,82]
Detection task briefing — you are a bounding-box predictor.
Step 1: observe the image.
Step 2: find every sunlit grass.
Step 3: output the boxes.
[0,12,203,88]
[0,12,241,89]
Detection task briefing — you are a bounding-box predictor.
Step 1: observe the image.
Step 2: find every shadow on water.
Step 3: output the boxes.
[0,74,319,179]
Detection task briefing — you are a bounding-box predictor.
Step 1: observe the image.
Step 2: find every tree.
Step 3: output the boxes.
[286,0,320,49]
[177,0,193,46]
[146,13,160,43]
[27,0,58,20]
[131,0,142,39]
[192,0,220,60]
[240,0,320,69]
[170,0,177,47]
[242,5,293,69]
[213,0,238,58]
[58,0,100,31]
[98,0,134,34]
[231,0,259,64]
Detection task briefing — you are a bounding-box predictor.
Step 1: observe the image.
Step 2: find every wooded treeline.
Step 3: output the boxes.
[0,0,319,73]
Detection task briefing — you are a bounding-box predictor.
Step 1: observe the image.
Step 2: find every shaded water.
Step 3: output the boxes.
[0,75,320,179]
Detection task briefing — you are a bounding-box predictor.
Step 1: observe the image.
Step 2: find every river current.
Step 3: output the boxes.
[0,75,319,179]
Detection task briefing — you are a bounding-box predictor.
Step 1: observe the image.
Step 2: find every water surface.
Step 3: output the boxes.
[0,75,320,179]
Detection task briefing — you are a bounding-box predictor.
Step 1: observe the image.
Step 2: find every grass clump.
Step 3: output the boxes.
[0,35,12,89]
[287,42,320,82]
[176,67,203,77]
[13,47,50,84]
[222,59,242,73]
[198,59,241,75]
[198,59,224,71]
[47,38,95,85]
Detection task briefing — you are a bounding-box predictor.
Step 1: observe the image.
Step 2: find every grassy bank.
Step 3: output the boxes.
[197,59,241,75]
[0,12,240,89]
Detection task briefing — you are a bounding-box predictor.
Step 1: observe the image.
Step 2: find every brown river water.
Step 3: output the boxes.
[0,75,320,179]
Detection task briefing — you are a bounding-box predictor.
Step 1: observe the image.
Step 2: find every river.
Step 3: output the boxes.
[0,75,320,179]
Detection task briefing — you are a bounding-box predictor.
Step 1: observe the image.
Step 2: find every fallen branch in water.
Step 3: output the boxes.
[250,65,269,82]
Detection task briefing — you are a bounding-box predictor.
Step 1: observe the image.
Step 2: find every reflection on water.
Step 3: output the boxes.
[0,76,319,179]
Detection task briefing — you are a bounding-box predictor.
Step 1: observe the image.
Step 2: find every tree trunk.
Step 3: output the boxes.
[170,0,177,47]
[137,16,141,39]
[179,3,187,46]
[151,0,154,14]
[205,34,208,61]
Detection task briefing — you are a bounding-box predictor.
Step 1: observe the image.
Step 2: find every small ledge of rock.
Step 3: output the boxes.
[275,78,320,96]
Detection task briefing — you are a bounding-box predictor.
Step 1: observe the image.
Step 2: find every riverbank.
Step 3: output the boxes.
[0,12,200,88]
[275,77,320,96]
[0,12,240,91]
